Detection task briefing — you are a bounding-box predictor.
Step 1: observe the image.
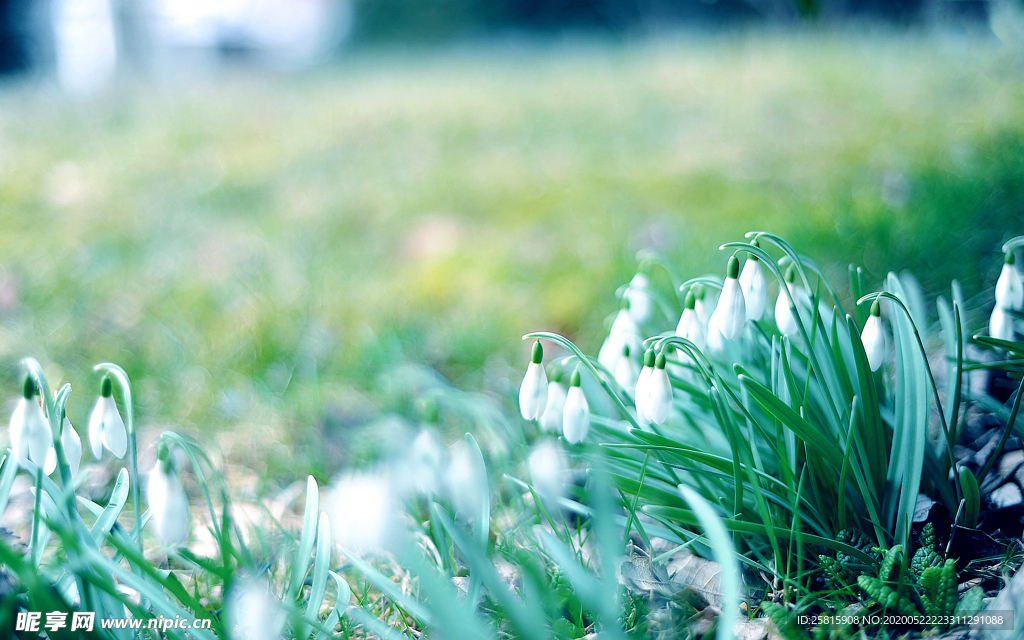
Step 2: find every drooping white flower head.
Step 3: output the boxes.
[624,273,653,324]
[861,300,886,372]
[775,265,803,337]
[739,244,767,321]
[528,439,566,502]
[539,373,568,435]
[9,377,52,469]
[990,305,1014,342]
[44,417,82,477]
[995,251,1023,311]
[88,376,127,460]
[676,291,707,352]
[645,353,673,425]
[613,345,640,397]
[706,314,726,354]
[400,429,446,496]
[712,256,746,341]
[445,439,488,520]
[519,341,548,421]
[634,348,655,423]
[147,442,190,547]
[598,307,643,373]
[328,472,403,554]
[228,579,285,640]
[692,284,713,328]
[562,367,590,445]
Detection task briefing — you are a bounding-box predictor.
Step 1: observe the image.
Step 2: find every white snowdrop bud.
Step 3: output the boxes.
[712,256,746,341]
[539,373,568,435]
[562,367,590,444]
[614,345,640,397]
[861,300,886,372]
[598,308,642,373]
[446,439,488,520]
[775,266,802,337]
[676,292,706,352]
[528,440,566,502]
[519,341,548,421]
[646,353,673,425]
[60,418,82,478]
[147,443,190,547]
[995,252,1023,311]
[328,473,403,554]
[990,305,1014,341]
[706,314,725,354]
[692,284,712,328]
[624,273,653,323]
[634,349,655,423]
[739,244,767,321]
[228,580,285,640]
[88,376,127,460]
[9,377,52,469]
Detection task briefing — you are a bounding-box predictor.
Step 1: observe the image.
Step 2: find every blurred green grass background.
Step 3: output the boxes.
[1,31,1022,482]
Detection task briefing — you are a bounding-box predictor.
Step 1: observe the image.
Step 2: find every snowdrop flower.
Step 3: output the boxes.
[43,418,82,477]
[990,306,1014,341]
[712,256,746,341]
[446,440,488,519]
[624,273,653,323]
[995,251,1024,311]
[692,284,713,327]
[614,345,640,396]
[228,580,285,640]
[562,367,590,444]
[706,314,725,354]
[9,377,52,468]
[519,341,548,421]
[675,292,706,352]
[598,307,643,372]
[147,442,190,547]
[861,300,886,372]
[646,353,673,425]
[634,349,655,423]
[88,376,127,460]
[539,371,567,434]
[775,265,803,337]
[739,244,767,321]
[328,472,403,554]
[400,429,445,495]
[528,440,566,502]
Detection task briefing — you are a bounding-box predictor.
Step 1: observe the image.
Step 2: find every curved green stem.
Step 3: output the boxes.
[94,363,143,551]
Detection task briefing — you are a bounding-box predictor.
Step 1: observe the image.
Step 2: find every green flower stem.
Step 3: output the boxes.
[94,363,143,551]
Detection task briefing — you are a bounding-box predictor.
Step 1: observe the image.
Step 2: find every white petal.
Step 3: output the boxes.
[625,274,653,323]
[44,446,57,475]
[528,440,566,501]
[61,419,82,478]
[446,440,488,520]
[739,260,767,321]
[675,308,706,351]
[861,315,886,372]
[695,297,713,327]
[519,362,549,421]
[647,369,673,425]
[634,366,652,423]
[24,401,52,468]
[100,397,128,459]
[775,284,802,336]
[614,355,640,397]
[88,398,106,460]
[706,315,725,354]
[327,473,402,554]
[562,387,590,444]
[996,263,1024,311]
[228,580,285,640]
[991,306,1015,341]
[539,382,567,434]
[147,465,190,547]
[9,399,31,465]
[714,278,746,341]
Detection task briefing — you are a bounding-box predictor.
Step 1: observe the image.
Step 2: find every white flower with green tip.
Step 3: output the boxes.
[147,442,190,547]
[712,256,746,341]
[88,376,127,460]
[10,377,52,469]
[861,300,886,372]
[562,367,590,444]
[519,341,548,421]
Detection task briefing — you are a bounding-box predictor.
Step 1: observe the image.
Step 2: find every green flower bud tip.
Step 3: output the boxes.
[684,291,696,309]
[157,442,172,473]
[622,344,630,357]
[785,264,797,284]
[1006,251,1016,266]
[655,353,666,369]
[643,348,655,367]
[570,366,582,387]
[870,299,881,317]
[22,375,35,400]
[531,340,543,364]
[551,368,563,383]
[748,238,760,261]
[100,375,113,398]
[726,256,739,279]
[693,283,704,299]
